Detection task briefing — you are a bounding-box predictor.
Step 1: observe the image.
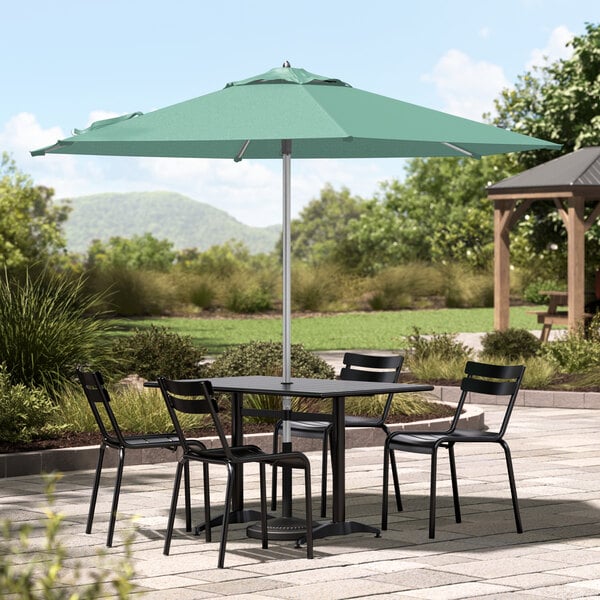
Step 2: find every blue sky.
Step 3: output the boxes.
[1,1,597,227]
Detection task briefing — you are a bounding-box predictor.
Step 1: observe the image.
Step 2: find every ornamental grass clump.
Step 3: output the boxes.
[0,268,113,398]
[405,328,473,381]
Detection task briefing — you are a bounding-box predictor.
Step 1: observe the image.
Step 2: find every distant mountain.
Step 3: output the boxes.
[61,191,280,254]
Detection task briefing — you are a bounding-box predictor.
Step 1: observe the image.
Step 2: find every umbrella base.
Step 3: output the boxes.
[246,516,318,542]
[246,517,381,543]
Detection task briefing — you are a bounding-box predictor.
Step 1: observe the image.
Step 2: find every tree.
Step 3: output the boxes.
[286,185,366,264]
[85,233,177,271]
[493,22,600,170]
[344,155,514,273]
[0,153,70,269]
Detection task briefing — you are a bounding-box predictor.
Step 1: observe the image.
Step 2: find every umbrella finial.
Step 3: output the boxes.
[282,60,291,67]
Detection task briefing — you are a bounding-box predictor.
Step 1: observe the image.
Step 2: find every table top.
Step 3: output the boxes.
[540,290,568,301]
[204,375,433,398]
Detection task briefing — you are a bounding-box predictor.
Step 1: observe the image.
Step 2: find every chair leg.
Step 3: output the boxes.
[218,464,234,569]
[319,431,329,518]
[107,447,125,547]
[259,463,268,549]
[183,460,192,533]
[381,444,391,530]
[164,460,184,555]
[500,440,523,533]
[86,443,106,535]
[390,451,403,512]
[429,448,438,539]
[448,444,461,524]
[304,465,314,560]
[203,463,212,543]
[271,424,281,512]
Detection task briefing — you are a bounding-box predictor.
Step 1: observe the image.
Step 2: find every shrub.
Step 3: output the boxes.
[189,279,216,309]
[0,268,113,397]
[0,473,137,598]
[407,328,472,362]
[368,264,444,310]
[0,364,66,443]
[85,266,176,316]
[207,341,335,417]
[111,325,207,380]
[540,314,600,373]
[522,280,565,304]
[440,265,494,308]
[404,328,472,382]
[292,264,343,312]
[480,328,541,361]
[224,284,273,313]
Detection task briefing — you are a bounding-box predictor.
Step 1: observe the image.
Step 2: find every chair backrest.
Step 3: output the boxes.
[452,361,525,438]
[76,368,126,446]
[158,378,233,459]
[340,352,404,422]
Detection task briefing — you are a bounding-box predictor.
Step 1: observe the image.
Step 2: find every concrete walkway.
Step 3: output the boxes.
[2,404,600,598]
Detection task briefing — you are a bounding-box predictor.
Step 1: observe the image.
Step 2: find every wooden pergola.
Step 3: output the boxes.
[487,147,600,333]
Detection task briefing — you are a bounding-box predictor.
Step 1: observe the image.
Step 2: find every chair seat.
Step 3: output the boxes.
[389,429,499,451]
[121,433,181,448]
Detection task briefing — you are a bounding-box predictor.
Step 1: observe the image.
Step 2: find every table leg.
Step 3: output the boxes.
[299,395,380,542]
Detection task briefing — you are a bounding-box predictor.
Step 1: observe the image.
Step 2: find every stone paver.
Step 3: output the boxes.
[2,404,600,598]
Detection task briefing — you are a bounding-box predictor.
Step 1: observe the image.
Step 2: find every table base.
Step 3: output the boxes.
[246,517,381,544]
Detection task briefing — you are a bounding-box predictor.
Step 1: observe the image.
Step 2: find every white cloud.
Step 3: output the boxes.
[422,49,510,120]
[526,25,574,71]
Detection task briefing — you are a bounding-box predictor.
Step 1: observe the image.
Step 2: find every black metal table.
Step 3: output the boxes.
[203,375,434,542]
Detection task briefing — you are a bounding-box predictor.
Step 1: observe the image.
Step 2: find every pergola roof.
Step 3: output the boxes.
[488,146,600,198]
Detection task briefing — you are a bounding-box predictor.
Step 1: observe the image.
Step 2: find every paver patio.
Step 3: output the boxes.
[2,404,600,598]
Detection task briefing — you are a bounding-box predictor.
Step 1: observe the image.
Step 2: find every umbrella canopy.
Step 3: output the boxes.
[33,66,559,160]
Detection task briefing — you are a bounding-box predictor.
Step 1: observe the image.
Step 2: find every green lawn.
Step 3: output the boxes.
[112,306,545,354]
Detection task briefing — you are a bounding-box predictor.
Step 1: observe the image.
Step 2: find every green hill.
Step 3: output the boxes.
[61,191,280,254]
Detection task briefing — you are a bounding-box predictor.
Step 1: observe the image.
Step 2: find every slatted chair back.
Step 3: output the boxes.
[158,378,232,457]
[341,352,404,422]
[76,368,126,447]
[453,361,525,437]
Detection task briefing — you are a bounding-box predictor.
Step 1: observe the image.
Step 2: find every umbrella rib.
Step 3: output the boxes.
[234,140,251,162]
[443,142,479,158]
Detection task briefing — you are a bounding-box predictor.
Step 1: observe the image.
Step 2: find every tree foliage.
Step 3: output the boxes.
[343,155,515,273]
[86,232,177,271]
[0,153,70,270]
[287,185,366,264]
[493,22,600,170]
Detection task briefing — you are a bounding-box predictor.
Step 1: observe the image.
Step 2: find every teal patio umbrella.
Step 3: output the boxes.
[32,65,560,481]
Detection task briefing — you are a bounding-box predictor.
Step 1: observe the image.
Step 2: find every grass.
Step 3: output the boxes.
[111,306,545,354]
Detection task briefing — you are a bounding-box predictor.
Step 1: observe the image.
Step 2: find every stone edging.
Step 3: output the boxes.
[0,401,483,479]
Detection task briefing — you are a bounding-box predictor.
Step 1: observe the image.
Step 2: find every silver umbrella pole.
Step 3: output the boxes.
[281,139,294,517]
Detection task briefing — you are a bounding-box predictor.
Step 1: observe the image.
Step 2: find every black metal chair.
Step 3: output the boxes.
[381,360,525,539]
[76,368,204,547]
[272,352,404,517]
[158,377,314,569]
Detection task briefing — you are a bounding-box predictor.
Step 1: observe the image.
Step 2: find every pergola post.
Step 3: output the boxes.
[494,199,514,331]
[567,197,586,332]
